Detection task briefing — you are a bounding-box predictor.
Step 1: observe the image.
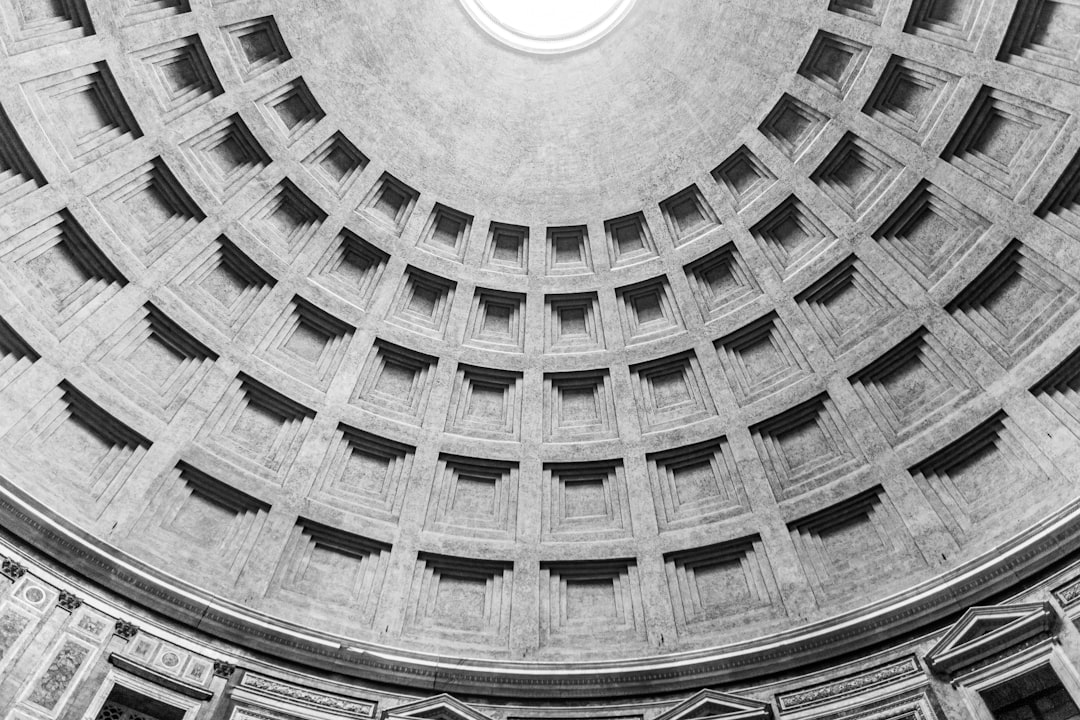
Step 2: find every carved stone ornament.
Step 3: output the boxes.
[57,590,83,612]
[797,690,937,720]
[114,619,139,640]
[241,673,377,717]
[1,557,27,581]
[777,657,923,711]
[214,659,237,678]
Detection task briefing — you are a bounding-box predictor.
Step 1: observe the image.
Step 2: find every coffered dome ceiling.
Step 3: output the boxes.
[0,0,1079,699]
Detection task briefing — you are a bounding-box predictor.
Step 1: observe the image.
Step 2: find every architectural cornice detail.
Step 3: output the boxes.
[653,689,772,720]
[925,603,1057,679]
[383,694,491,720]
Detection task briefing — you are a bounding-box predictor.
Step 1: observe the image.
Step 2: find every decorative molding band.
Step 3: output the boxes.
[790,688,940,720]
[239,672,377,718]
[777,656,923,712]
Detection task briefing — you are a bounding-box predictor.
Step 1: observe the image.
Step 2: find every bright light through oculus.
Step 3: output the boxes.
[460,0,636,54]
[478,0,623,38]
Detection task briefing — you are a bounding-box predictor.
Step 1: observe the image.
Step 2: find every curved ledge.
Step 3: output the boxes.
[2,474,1079,699]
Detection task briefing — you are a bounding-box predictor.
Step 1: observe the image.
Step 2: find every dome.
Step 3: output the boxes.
[1,0,1080,713]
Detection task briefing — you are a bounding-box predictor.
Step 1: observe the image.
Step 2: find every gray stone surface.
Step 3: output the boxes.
[0,0,1078,683]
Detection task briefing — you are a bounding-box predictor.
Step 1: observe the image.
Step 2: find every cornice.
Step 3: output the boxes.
[925,603,1057,679]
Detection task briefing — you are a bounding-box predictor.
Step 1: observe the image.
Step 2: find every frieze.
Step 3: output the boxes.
[778,657,923,712]
[953,636,1052,679]
[109,652,214,701]
[796,690,937,720]
[116,629,215,690]
[241,673,377,717]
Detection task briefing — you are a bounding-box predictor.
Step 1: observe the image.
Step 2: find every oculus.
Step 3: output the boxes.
[459,0,636,53]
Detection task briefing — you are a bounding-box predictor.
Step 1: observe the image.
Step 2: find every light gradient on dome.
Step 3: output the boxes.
[460,0,637,52]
